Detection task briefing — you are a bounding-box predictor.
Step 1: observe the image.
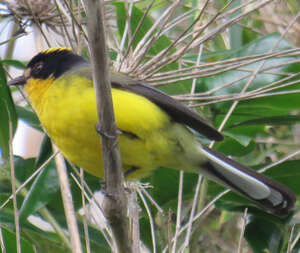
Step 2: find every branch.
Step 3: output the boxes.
[83,1,131,252]
[54,147,82,253]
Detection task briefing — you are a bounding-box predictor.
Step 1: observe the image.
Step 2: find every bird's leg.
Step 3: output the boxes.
[95,123,122,138]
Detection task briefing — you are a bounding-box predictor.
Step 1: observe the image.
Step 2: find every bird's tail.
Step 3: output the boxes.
[198,145,296,217]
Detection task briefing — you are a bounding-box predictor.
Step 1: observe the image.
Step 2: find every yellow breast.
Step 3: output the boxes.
[25,73,187,178]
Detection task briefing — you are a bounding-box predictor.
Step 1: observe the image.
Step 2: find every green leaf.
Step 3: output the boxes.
[19,136,59,222]
[0,62,17,160]
[201,33,300,113]
[245,216,287,253]
[214,137,255,156]
[14,156,36,184]
[0,156,35,195]
[19,159,58,222]
[1,59,26,69]
[16,106,41,131]
[226,115,300,129]
[1,226,35,253]
[222,131,252,146]
[25,219,111,253]
[21,228,70,253]
[0,211,70,253]
[143,167,198,210]
[198,34,300,153]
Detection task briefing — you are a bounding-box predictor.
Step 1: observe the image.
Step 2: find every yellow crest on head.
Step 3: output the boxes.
[42,47,71,54]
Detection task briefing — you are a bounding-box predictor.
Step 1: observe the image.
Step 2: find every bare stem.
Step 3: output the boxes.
[84,0,131,252]
[54,147,82,253]
[9,119,21,253]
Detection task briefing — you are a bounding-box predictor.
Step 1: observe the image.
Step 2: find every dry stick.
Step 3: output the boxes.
[147,48,300,85]
[207,4,282,153]
[137,188,157,253]
[162,190,230,253]
[236,208,248,253]
[69,173,114,248]
[118,0,155,71]
[8,120,21,253]
[129,190,141,253]
[138,0,234,77]
[258,149,300,174]
[130,0,182,73]
[80,169,91,253]
[180,175,203,253]
[287,224,295,253]
[54,0,75,50]
[179,44,204,253]
[190,79,300,107]
[290,228,300,252]
[199,12,300,109]
[62,0,88,42]
[147,48,300,82]
[84,1,131,253]
[0,227,5,253]
[54,148,83,253]
[140,187,163,214]
[116,0,134,68]
[163,7,198,34]
[0,151,58,210]
[171,171,184,253]
[0,149,71,249]
[132,0,211,76]
[142,0,274,78]
[190,77,300,107]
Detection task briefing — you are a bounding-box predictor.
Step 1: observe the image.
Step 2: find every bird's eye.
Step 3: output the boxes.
[33,62,43,73]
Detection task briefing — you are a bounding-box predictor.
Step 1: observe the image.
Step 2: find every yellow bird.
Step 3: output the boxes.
[9,48,295,216]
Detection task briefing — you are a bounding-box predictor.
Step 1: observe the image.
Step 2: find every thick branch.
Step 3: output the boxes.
[84,1,131,252]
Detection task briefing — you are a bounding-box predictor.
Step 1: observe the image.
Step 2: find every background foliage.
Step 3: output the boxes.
[0,0,300,252]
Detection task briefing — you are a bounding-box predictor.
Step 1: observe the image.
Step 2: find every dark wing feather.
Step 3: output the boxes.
[110,74,223,141]
[74,68,223,141]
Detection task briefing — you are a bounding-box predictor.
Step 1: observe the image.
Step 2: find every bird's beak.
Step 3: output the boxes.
[8,75,27,86]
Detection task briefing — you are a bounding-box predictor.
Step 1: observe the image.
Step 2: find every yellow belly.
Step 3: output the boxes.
[25,74,201,179]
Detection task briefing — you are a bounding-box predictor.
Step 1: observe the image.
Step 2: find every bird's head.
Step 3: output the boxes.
[8,47,87,86]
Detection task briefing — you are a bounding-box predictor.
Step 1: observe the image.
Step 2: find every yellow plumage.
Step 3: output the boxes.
[25,72,202,178]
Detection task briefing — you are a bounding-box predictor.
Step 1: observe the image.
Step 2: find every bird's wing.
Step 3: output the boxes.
[110,72,223,141]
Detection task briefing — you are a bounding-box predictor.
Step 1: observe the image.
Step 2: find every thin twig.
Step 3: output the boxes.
[287,224,295,253]
[84,0,130,252]
[171,171,184,253]
[118,0,155,71]
[259,149,300,174]
[237,208,248,253]
[0,227,5,253]
[70,173,113,247]
[0,151,59,210]
[140,186,163,214]
[80,169,91,253]
[162,190,230,253]
[9,119,21,253]
[137,187,157,253]
[290,227,300,252]
[54,147,82,253]
[129,189,140,253]
[180,175,203,252]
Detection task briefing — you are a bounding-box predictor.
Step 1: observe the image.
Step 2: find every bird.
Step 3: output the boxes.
[9,47,296,216]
